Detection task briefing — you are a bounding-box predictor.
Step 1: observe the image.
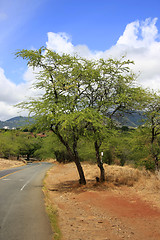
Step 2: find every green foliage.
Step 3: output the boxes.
[102,148,114,165]
[143,91,160,170]
[16,133,42,160]
[15,47,157,182]
[0,126,158,172]
[15,49,143,135]
[0,130,42,160]
[136,158,155,171]
[101,130,132,166]
[0,131,19,158]
[78,137,96,162]
[34,132,67,161]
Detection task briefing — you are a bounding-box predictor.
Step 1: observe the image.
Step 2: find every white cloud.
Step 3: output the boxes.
[117,18,158,48]
[46,18,160,91]
[117,21,140,47]
[0,68,23,104]
[46,32,103,59]
[0,101,22,121]
[0,67,34,120]
[114,18,160,89]
[1,17,160,120]
[46,32,74,54]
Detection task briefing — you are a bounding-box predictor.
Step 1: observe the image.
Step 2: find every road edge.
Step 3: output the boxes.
[43,169,62,240]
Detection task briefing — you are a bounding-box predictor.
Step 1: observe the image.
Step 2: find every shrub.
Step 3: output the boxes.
[136,157,156,171]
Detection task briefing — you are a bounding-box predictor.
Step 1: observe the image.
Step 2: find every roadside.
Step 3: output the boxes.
[44,162,160,240]
[0,158,25,170]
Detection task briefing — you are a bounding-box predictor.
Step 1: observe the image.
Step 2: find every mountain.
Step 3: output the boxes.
[116,112,144,127]
[112,111,146,128]
[0,111,145,130]
[0,116,34,129]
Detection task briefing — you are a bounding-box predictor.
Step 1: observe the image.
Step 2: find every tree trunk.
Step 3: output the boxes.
[52,126,86,184]
[151,132,159,172]
[155,155,159,172]
[73,135,86,185]
[63,145,86,184]
[74,158,86,184]
[95,140,105,182]
[27,154,30,161]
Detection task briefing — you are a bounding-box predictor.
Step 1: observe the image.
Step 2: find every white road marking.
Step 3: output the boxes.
[20,169,39,191]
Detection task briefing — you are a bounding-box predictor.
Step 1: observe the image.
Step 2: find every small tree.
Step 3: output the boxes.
[16,133,42,161]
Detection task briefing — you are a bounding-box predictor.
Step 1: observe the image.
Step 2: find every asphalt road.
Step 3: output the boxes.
[0,162,53,240]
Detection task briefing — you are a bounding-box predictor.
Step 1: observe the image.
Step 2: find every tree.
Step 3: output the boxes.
[143,91,160,171]
[17,133,42,161]
[78,57,146,181]
[16,48,92,184]
[0,131,19,159]
[16,48,144,183]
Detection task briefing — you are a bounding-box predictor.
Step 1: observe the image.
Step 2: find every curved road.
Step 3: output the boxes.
[0,162,53,240]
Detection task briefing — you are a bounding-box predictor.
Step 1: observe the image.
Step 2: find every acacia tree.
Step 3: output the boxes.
[79,57,146,181]
[16,48,144,184]
[16,48,96,184]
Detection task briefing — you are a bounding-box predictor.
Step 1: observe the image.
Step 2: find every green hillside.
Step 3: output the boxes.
[0,116,34,129]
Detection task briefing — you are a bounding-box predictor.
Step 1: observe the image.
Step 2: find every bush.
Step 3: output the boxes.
[54,150,72,163]
[136,157,155,171]
[102,149,113,165]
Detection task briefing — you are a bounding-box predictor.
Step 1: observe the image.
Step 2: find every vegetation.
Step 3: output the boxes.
[1,48,159,184]
[0,121,159,171]
[43,182,62,240]
[15,47,150,184]
[0,116,33,129]
[143,92,160,171]
[0,130,42,161]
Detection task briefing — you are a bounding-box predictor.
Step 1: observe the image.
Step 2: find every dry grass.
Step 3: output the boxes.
[0,158,25,170]
[49,161,159,190]
[82,162,160,207]
[47,162,160,197]
[103,164,160,193]
[133,170,160,207]
[81,163,146,186]
[104,164,143,186]
[59,162,160,205]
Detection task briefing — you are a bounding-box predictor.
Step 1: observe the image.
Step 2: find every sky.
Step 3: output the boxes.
[0,0,160,120]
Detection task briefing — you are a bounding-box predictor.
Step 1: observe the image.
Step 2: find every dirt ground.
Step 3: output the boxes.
[45,162,160,240]
[0,158,25,170]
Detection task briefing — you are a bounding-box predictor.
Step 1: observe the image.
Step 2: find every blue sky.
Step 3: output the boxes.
[0,0,160,120]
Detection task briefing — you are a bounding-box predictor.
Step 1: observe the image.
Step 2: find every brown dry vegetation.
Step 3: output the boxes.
[0,158,25,170]
[44,162,160,240]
